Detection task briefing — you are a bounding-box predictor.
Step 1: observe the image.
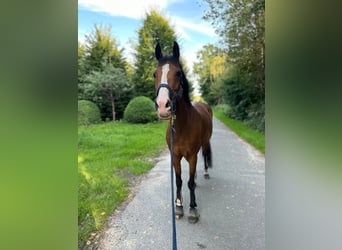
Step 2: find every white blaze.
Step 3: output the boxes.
[158,87,169,99]
[161,64,169,83]
[158,64,170,100]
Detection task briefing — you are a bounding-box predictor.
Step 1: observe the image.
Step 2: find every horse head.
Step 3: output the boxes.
[154,41,185,120]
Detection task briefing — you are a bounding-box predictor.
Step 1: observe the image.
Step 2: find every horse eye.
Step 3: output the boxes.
[153,72,156,78]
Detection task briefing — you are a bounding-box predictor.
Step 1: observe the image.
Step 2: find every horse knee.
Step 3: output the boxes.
[187,180,196,190]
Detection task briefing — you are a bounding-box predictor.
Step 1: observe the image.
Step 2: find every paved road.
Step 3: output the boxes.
[99,117,265,250]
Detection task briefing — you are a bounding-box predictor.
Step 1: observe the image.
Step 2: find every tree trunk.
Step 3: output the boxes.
[110,91,115,122]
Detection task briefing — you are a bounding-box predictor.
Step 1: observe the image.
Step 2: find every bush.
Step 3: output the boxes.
[124,96,158,123]
[78,100,102,126]
[213,104,231,116]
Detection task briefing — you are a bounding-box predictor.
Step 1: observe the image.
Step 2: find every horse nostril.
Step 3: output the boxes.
[166,100,170,108]
[154,100,159,111]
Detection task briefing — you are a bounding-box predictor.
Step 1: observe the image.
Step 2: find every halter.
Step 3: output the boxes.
[156,84,183,116]
[156,83,183,115]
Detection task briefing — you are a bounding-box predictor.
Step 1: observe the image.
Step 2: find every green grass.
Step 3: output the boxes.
[213,107,265,154]
[78,121,168,248]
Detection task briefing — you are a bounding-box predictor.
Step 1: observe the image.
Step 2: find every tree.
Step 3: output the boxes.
[83,24,126,74]
[203,0,265,132]
[204,0,264,94]
[78,24,133,120]
[78,41,87,99]
[132,10,179,100]
[84,64,130,122]
[193,44,228,105]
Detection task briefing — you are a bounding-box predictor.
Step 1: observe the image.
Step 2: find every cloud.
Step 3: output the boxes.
[78,0,172,19]
[173,17,216,38]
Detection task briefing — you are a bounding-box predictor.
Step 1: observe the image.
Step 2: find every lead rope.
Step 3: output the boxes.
[170,108,177,250]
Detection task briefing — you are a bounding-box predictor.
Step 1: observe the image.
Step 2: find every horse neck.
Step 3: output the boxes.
[173,97,193,127]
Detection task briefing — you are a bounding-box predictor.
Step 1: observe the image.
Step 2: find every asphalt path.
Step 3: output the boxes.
[99,117,265,250]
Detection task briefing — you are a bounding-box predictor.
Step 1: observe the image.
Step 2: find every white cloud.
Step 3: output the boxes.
[79,0,172,19]
[173,17,216,38]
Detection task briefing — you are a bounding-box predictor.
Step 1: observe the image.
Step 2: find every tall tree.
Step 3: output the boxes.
[203,0,265,131]
[204,0,264,95]
[133,10,179,100]
[193,44,227,104]
[83,24,126,74]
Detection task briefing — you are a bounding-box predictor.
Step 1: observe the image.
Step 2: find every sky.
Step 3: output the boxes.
[78,0,219,95]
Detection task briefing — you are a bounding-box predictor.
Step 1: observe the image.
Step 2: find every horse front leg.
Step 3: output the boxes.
[174,155,184,219]
[187,155,199,223]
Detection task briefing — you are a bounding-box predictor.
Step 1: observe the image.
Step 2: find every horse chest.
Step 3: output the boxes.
[166,130,201,156]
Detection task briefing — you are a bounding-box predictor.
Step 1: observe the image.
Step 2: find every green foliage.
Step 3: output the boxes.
[83,64,131,121]
[221,67,265,132]
[78,121,168,248]
[200,0,265,132]
[83,24,126,73]
[78,100,101,126]
[213,107,265,153]
[132,10,179,100]
[204,0,265,79]
[214,104,231,117]
[124,96,158,123]
[193,44,228,105]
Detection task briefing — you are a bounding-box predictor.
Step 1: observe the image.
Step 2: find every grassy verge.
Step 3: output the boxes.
[213,107,265,154]
[78,121,168,248]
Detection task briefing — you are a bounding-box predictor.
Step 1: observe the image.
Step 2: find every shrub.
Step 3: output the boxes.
[124,96,158,123]
[78,100,102,126]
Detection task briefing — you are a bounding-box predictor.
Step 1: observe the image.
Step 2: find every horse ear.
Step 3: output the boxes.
[173,41,180,60]
[155,43,163,60]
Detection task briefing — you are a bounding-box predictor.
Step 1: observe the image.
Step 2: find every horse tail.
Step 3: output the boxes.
[202,141,213,168]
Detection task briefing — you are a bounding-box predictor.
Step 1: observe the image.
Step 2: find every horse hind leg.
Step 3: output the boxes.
[202,142,212,179]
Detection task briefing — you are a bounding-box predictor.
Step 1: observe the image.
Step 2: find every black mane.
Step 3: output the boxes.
[157,56,192,106]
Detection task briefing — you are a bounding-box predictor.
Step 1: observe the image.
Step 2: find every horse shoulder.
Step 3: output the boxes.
[192,102,213,122]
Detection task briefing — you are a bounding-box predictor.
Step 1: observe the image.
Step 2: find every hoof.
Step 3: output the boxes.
[188,207,200,223]
[175,205,184,219]
[204,173,210,179]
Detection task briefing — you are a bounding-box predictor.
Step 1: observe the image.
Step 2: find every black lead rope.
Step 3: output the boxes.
[170,115,177,250]
[156,83,182,249]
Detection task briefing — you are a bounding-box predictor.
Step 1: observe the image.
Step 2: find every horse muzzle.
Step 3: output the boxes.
[156,99,171,120]
[158,112,171,120]
[155,86,172,120]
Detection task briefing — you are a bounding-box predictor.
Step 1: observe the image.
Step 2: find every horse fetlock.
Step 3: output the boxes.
[175,204,184,219]
[175,198,182,206]
[175,198,184,219]
[204,169,210,179]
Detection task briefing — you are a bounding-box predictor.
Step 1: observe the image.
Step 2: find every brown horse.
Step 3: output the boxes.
[154,41,213,223]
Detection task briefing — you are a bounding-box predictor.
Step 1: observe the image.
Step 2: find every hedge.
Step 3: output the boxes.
[78,100,102,126]
[124,96,158,123]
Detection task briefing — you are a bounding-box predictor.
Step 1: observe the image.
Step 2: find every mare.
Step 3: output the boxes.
[154,41,213,223]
